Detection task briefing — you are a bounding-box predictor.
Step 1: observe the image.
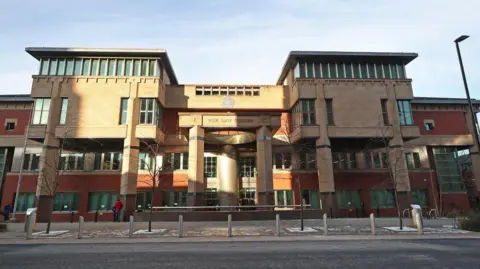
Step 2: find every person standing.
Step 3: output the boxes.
[2,204,12,221]
[113,199,123,222]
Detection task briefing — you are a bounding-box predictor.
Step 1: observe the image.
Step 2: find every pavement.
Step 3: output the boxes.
[1,239,479,268]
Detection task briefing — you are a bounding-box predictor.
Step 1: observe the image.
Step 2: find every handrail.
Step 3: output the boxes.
[428,209,438,219]
[402,209,411,218]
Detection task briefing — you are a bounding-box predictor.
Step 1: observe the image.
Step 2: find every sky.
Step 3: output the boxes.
[0,0,479,98]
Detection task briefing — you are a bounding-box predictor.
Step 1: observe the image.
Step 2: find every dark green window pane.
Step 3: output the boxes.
[397,64,405,79]
[337,63,345,78]
[141,60,148,76]
[373,153,381,168]
[57,59,65,75]
[99,59,107,76]
[116,59,124,76]
[48,59,57,75]
[91,59,99,76]
[384,64,391,79]
[413,153,421,168]
[375,64,384,78]
[82,59,91,75]
[314,63,321,78]
[108,59,115,76]
[405,153,413,169]
[125,60,133,76]
[330,63,337,78]
[360,64,368,78]
[134,60,141,76]
[53,193,62,211]
[345,63,352,78]
[286,190,293,205]
[306,62,314,78]
[88,192,98,211]
[74,59,82,75]
[353,63,360,78]
[367,63,375,78]
[40,59,49,75]
[391,64,398,79]
[66,59,74,75]
[321,63,329,78]
[299,61,306,78]
[149,60,156,76]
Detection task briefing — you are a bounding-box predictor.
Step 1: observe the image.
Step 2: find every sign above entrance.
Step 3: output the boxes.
[203,115,259,128]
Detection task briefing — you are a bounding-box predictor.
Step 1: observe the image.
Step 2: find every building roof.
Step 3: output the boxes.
[276,51,418,85]
[412,97,480,105]
[25,47,178,85]
[0,94,33,102]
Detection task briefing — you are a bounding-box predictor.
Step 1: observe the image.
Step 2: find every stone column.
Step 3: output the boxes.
[256,126,274,205]
[315,83,336,214]
[120,84,140,220]
[465,108,480,191]
[218,145,238,206]
[187,125,205,206]
[35,79,63,222]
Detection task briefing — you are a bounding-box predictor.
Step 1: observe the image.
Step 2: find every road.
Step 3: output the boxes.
[0,239,479,268]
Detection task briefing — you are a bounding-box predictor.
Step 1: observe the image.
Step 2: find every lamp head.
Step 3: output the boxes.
[455,35,469,43]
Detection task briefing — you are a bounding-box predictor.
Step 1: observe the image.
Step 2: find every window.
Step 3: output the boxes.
[326,99,334,126]
[381,99,389,125]
[141,60,148,76]
[139,98,163,127]
[405,152,421,169]
[82,59,91,75]
[136,192,152,211]
[204,156,217,178]
[14,192,35,212]
[239,188,256,206]
[275,190,294,207]
[370,189,395,208]
[88,192,117,212]
[138,152,156,171]
[390,64,398,79]
[299,150,316,169]
[133,60,141,76]
[116,59,124,76]
[321,63,329,78]
[149,60,156,76]
[119,98,128,125]
[73,59,82,75]
[32,98,50,125]
[397,64,405,79]
[93,152,122,171]
[273,152,292,169]
[91,59,99,76]
[240,156,256,177]
[48,59,57,75]
[99,59,108,76]
[204,189,219,206]
[302,189,320,208]
[383,64,391,79]
[108,59,115,76]
[57,59,66,75]
[397,100,413,125]
[360,63,368,78]
[59,153,85,171]
[299,100,315,125]
[433,147,465,192]
[164,152,188,170]
[66,59,74,75]
[125,59,133,76]
[5,121,15,131]
[40,59,49,75]
[425,122,434,131]
[375,64,384,78]
[411,189,427,207]
[53,192,80,212]
[336,63,345,78]
[59,98,68,124]
[23,153,40,171]
[364,152,387,169]
[336,190,361,209]
[345,63,353,78]
[353,63,361,78]
[332,152,356,169]
[162,191,187,206]
[367,63,376,78]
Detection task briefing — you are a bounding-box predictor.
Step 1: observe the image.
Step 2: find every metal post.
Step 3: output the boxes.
[178,215,183,238]
[370,213,376,235]
[415,212,424,235]
[323,213,328,236]
[26,214,34,240]
[70,212,74,223]
[128,215,134,238]
[275,214,280,236]
[78,216,84,239]
[227,214,232,237]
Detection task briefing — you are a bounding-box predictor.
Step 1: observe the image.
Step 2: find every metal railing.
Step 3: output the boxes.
[150,204,311,212]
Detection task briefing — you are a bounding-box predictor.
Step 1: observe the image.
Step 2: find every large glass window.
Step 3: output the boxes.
[59,98,68,125]
[141,60,148,76]
[412,189,427,207]
[433,147,465,192]
[275,190,294,207]
[74,59,82,75]
[93,152,122,171]
[332,152,356,169]
[23,153,40,171]
[53,192,80,212]
[273,152,292,169]
[239,188,256,206]
[57,59,66,75]
[204,156,217,178]
[383,64,391,79]
[82,59,91,75]
[59,153,85,171]
[48,59,57,75]
[133,60,141,76]
[119,98,128,125]
[360,63,368,78]
[345,63,353,78]
[136,191,152,211]
[306,61,314,78]
[108,59,115,76]
[370,189,395,208]
[298,62,306,78]
[164,152,188,170]
[116,59,124,76]
[336,63,345,78]
[405,152,421,169]
[125,59,133,76]
[40,59,49,75]
[149,60,156,76]
[336,190,361,209]
[353,63,361,78]
[162,191,187,206]
[15,192,35,212]
[367,63,376,78]
[299,150,316,169]
[204,189,219,206]
[99,59,108,76]
[375,63,384,78]
[138,152,155,171]
[397,64,405,79]
[302,189,320,208]
[397,100,413,125]
[139,98,163,127]
[321,63,329,78]
[32,98,50,125]
[240,156,256,178]
[88,192,117,212]
[298,100,316,125]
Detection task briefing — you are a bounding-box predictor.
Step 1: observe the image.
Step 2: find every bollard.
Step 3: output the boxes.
[70,212,75,223]
[128,215,134,238]
[26,214,34,240]
[323,213,328,236]
[415,212,424,235]
[78,216,84,239]
[369,213,376,235]
[227,214,232,237]
[275,214,280,236]
[178,215,183,238]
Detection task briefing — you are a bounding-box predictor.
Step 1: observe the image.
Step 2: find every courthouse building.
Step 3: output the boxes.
[0,47,479,222]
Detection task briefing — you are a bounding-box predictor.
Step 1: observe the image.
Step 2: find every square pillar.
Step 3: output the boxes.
[187,125,205,206]
[256,126,274,205]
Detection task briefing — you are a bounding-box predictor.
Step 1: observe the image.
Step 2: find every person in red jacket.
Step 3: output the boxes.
[113,199,123,222]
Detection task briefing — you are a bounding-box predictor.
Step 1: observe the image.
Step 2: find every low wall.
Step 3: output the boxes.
[134,209,324,222]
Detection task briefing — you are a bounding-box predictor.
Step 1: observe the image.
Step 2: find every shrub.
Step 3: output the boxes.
[0,222,7,232]
[459,210,480,232]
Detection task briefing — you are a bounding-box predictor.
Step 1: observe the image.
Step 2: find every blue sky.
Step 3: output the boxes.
[0,0,479,98]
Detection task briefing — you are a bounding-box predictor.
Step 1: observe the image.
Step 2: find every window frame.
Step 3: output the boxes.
[53,192,80,212]
[275,190,294,207]
[119,98,128,125]
[59,153,85,171]
[22,153,41,171]
[397,100,413,125]
[370,189,395,209]
[88,191,117,212]
[59,98,68,125]
[93,152,122,171]
[14,192,36,212]
[32,98,51,125]
[273,152,292,170]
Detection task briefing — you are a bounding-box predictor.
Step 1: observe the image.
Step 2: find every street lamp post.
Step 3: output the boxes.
[454,35,480,147]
